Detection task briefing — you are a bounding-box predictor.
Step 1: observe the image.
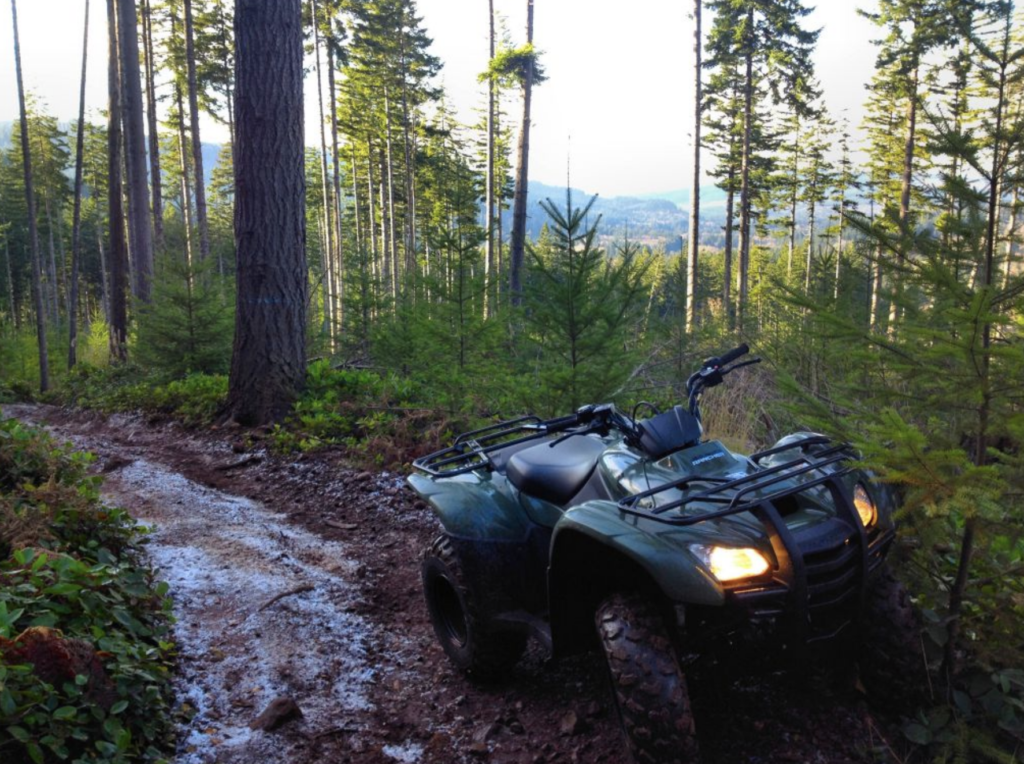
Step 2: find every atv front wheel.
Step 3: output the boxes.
[859,566,928,714]
[421,534,526,682]
[596,592,699,764]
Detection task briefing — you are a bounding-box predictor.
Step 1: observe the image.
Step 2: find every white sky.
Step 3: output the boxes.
[0,0,879,198]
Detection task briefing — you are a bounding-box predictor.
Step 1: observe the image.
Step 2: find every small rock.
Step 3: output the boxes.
[250,697,303,731]
[468,741,489,756]
[559,710,583,737]
[473,722,503,745]
[583,700,603,718]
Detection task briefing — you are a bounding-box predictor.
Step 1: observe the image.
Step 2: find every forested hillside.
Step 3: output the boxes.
[2,0,1024,762]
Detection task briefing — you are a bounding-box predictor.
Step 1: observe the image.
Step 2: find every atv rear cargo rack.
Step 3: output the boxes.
[413,415,547,477]
[617,435,854,526]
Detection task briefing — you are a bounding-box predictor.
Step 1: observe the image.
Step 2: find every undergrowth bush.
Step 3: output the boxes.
[0,418,174,763]
[270,360,457,464]
[55,365,227,428]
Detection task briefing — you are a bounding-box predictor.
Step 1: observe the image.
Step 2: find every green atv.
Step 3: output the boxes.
[409,345,923,763]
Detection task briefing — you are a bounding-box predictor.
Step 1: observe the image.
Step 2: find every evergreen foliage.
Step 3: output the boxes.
[135,254,233,377]
[524,194,651,413]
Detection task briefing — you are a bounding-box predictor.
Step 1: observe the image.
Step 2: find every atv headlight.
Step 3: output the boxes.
[692,545,770,582]
[853,483,877,528]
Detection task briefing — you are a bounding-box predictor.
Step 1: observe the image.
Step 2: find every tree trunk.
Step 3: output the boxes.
[228,0,307,425]
[117,0,153,302]
[184,0,211,264]
[370,138,382,301]
[175,81,195,271]
[107,0,128,361]
[787,126,798,278]
[11,0,51,392]
[484,0,496,318]
[399,31,417,282]
[685,0,701,334]
[889,61,919,333]
[4,239,16,328]
[95,222,109,322]
[69,0,90,370]
[1002,175,1018,290]
[723,177,734,327]
[944,23,1010,684]
[384,88,399,304]
[736,6,754,333]
[328,38,344,339]
[509,0,535,306]
[141,0,163,252]
[805,197,815,294]
[44,197,60,326]
[352,143,363,256]
[311,0,334,344]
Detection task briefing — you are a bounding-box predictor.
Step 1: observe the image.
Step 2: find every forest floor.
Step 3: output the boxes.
[3,404,907,764]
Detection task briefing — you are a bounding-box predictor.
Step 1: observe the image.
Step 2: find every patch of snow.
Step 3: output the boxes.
[100,458,377,763]
[382,742,425,763]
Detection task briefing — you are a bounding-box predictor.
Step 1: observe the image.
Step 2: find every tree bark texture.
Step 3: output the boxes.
[509,0,535,306]
[228,0,307,426]
[107,0,129,361]
[184,0,211,264]
[69,0,90,370]
[10,0,50,391]
[116,0,153,302]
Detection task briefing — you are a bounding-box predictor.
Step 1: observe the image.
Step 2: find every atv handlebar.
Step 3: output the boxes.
[716,343,750,367]
[687,343,759,422]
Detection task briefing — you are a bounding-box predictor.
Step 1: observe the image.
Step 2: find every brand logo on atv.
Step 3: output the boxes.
[692,451,727,466]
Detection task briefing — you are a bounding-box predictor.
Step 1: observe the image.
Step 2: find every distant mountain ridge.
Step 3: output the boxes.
[1,121,719,249]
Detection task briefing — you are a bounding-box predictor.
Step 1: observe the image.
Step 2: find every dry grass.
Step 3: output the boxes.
[698,364,781,453]
[0,498,53,556]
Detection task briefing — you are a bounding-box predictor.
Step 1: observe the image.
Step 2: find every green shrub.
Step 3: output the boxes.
[0,419,174,763]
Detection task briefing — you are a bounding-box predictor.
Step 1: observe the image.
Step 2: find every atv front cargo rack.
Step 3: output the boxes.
[413,416,547,477]
[617,435,854,526]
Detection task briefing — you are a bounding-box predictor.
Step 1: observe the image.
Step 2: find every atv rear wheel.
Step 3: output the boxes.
[421,534,526,682]
[859,566,927,714]
[596,592,699,764]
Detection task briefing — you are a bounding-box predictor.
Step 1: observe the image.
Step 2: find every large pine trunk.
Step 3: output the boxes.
[68,0,90,370]
[509,0,535,306]
[117,0,153,302]
[228,0,307,426]
[106,0,129,361]
[11,0,49,390]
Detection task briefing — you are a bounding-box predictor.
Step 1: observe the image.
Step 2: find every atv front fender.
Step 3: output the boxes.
[551,501,725,607]
[407,473,532,542]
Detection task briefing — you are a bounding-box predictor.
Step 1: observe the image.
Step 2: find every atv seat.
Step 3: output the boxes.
[506,435,606,505]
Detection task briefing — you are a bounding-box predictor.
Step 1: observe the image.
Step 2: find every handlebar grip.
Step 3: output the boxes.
[717,343,749,367]
[544,413,580,432]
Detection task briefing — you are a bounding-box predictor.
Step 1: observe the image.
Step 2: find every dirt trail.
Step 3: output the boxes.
[3,404,895,764]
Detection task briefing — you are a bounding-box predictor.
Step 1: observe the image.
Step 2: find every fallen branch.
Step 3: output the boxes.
[215,455,263,471]
[257,583,314,612]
